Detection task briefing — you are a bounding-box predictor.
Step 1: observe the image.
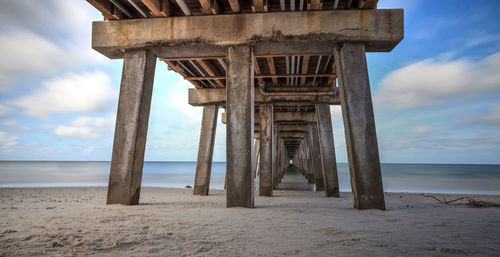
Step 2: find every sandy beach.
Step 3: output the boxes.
[1,185,500,257]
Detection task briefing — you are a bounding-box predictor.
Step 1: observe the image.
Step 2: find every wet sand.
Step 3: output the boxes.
[1,174,500,256]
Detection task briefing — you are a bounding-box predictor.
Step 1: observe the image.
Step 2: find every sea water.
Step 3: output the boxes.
[0,161,499,195]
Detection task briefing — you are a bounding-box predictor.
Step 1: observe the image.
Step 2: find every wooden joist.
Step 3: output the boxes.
[252,0,266,12]
[196,59,225,87]
[87,0,122,20]
[358,0,378,9]
[266,57,278,86]
[308,0,322,10]
[254,58,265,85]
[228,0,241,13]
[162,53,331,62]
[186,73,334,81]
[300,55,309,85]
[199,0,221,14]
[141,0,169,16]
[165,60,202,88]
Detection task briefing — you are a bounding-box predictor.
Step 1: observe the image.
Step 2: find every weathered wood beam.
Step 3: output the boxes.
[253,0,265,12]
[188,88,340,106]
[359,0,378,9]
[186,73,334,80]
[196,59,225,87]
[308,0,322,10]
[87,0,122,19]
[228,0,241,12]
[199,0,221,14]
[92,9,404,59]
[264,86,334,92]
[266,57,278,86]
[141,0,169,16]
[300,55,310,85]
[253,57,265,85]
[165,61,202,88]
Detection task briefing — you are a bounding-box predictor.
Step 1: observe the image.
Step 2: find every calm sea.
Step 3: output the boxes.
[0,161,499,195]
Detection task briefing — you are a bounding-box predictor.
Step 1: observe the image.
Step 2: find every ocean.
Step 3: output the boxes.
[0,161,499,195]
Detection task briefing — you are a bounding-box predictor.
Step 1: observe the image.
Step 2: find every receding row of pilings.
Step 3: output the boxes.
[105,43,386,210]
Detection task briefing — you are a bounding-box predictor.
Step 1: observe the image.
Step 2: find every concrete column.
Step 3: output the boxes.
[193,105,218,196]
[259,104,274,196]
[316,104,340,197]
[334,43,385,210]
[280,139,286,179]
[107,50,156,205]
[253,139,260,178]
[272,123,280,189]
[310,124,325,191]
[226,45,254,208]
[305,136,315,184]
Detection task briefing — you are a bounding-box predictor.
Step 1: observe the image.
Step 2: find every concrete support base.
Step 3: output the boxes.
[107,50,156,205]
[193,105,218,196]
[335,43,385,210]
[316,103,340,197]
[226,45,255,208]
[259,104,274,196]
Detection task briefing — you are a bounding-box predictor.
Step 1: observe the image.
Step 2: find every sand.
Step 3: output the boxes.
[1,186,500,256]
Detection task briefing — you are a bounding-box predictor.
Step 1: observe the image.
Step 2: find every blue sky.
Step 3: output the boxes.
[0,0,499,164]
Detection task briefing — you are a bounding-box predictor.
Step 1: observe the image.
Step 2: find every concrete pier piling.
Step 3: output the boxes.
[316,103,340,197]
[259,104,274,196]
[193,105,218,196]
[107,50,156,205]
[226,45,255,208]
[335,43,386,210]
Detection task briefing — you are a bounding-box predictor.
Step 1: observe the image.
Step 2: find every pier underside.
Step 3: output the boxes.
[89,0,403,210]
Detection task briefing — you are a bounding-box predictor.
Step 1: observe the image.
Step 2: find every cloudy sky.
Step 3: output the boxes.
[0,0,499,164]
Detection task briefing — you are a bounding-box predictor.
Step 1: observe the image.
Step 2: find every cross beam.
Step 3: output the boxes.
[92,9,403,59]
[188,88,339,106]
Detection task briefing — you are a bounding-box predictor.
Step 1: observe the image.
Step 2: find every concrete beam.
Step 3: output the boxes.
[92,9,404,59]
[188,88,339,106]
[279,131,307,138]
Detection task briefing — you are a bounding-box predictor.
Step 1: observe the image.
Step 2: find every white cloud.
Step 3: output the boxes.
[412,125,430,134]
[0,131,19,152]
[0,1,106,90]
[374,51,500,109]
[0,104,10,117]
[1,119,19,127]
[8,72,117,117]
[329,105,342,122]
[459,104,500,127]
[52,115,115,140]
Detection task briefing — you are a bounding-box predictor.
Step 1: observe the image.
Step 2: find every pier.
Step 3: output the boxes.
[88,0,404,210]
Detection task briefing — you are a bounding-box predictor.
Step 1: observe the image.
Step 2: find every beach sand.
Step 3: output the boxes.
[1,186,500,256]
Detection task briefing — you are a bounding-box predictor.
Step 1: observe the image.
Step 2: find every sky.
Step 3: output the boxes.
[0,0,499,164]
